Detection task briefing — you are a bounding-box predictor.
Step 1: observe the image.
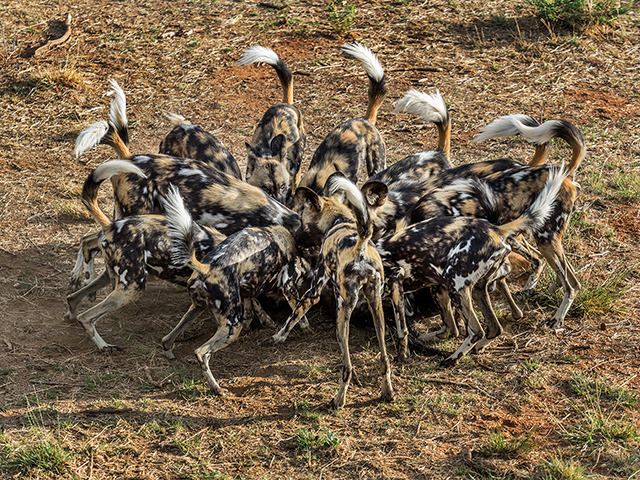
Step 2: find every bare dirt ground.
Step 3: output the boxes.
[1,1,639,479]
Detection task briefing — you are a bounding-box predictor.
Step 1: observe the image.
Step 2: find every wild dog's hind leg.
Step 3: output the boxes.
[195,308,244,396]
[536,239,580,329]
[363,276,394,403]
[439,286,485,368]
[329,281,359,410]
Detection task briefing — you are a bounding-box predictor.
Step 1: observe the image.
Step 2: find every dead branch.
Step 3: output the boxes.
[34,13,72,57]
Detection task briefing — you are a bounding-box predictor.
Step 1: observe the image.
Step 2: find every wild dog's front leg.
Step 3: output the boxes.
[70,232,101,292]
[195,313,244,396]
[418,286,459,342]
[471,277,503,354]
[76,286,138,352]
[250,298,276,328]
[388,273,409,362]
[65,271,110,322]
[265,266,329,345]
[363,276,394,403]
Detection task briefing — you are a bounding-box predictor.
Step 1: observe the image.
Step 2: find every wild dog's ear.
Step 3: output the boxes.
[245,142,259,179]
[293,187,324,213]
[270,134,286,161]
[361,180,388,209]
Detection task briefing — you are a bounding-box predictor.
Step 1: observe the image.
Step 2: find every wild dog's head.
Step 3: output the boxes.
[246,134,292,205]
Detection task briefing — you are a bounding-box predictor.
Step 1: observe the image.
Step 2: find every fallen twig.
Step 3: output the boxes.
[34,13,72,57]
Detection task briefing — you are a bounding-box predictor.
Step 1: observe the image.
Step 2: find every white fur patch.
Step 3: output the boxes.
[341,42,384,82]
[394,89,448,124]
[75,121,109,158]
[237,45,281,66]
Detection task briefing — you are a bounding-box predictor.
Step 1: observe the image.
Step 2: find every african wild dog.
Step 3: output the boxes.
[158,112,243,180]
[162,186,310,395]
[237,46,305,205]
[264,173,393,409]
[297,43,387,194]
[399,116,585,328]
[377,166,568,366]
[71,82,301,293]
[64,160,228,352]
[74,91,301,234]
[367,89,452,240]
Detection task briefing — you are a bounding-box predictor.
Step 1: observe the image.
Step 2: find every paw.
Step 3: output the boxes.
[514,288,532,299]
[438,357,458,368]
[256,336,276,347]
[100,345,124,354]
[542,318,563,330]
[380,389,395,403]
[328,397,343,411]
[164,349,175,360]
[63,311,74,322]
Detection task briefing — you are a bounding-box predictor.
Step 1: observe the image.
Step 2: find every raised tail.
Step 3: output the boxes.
[163,185,210,276]
[81,160,146,229]
[325,172,387,252]
[474,115,586,176]
[165,112,193,126]
[237,46,294,104]
[497,166,569,240]
[341,42,387,125]
[75,80,131,159]
[394,88,451,159]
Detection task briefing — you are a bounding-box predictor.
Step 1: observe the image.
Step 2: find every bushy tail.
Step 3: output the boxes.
[341,42,387,125]
[442,177,503,223]
[75,79,131,159]
[165,112,192,126]
[497,166,569,239]
[394,88,451,159]
[474,115,586,176]
[325,172,387,254]
[82,160,146,229]
[237,46,294,104]
[163,185,210,276]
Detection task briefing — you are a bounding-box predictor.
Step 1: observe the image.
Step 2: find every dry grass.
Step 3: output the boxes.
[0,0,639,479]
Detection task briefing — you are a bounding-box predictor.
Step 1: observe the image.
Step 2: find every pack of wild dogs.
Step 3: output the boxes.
[66,43,584,409]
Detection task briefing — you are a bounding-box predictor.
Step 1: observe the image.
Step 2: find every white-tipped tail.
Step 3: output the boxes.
[165,112,187,126]
[107,79,127,133]
[473,114,562,146]
[75,121,109,158]
[237,46,281,66]
[326,175,368,225]
[163,184,195,267]
[443,178,501,214]
[394,89,448,124]
[92,159,146,183]
[341,42,384,82]
[525,165,568,231]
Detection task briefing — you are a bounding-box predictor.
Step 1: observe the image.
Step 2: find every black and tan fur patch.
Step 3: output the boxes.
[159,123,243,180]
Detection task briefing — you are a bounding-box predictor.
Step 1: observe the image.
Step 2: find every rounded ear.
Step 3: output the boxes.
[293,187,323,213]
[245,142,258,178]
[270,134,286,158]
[361,180,388,208]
